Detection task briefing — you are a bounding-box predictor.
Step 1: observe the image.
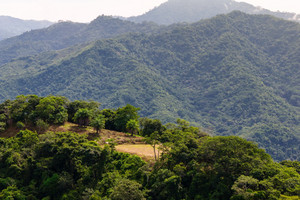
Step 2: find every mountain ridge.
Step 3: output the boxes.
[0,15,53,40]
[0,16,162,66]
[128,0,300,25]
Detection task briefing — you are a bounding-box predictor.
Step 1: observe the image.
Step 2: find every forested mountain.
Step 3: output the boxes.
[128,0,300,25]
[0,12,299,161]
[0,16,161,66]
[0,16,53,40]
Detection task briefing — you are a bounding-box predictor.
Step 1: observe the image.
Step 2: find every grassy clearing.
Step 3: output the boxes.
[0,122,143,144]
[48,122,144,145]
[1,122,156,161]
[116,144,160,161]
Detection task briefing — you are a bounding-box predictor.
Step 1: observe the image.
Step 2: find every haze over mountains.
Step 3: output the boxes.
[0,16,53,41]
[1,0,300,67]
[128,0,300,25]
[0,16,163,66]
[1,0,299,42]
[0,10,299,161]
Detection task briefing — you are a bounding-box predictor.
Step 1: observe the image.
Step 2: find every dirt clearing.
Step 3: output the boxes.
[116,144,160,161]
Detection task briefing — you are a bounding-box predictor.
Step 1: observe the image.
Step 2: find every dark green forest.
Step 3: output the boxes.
[0,12,299,161]
[0,95,299,200]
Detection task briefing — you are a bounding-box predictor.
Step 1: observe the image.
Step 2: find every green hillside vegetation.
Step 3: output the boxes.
[1,131,300,200]
[128,0,300,25]
[0,95,142,136]
[0,12,299,161]
[0,95,299,200]
[0,16,162,66]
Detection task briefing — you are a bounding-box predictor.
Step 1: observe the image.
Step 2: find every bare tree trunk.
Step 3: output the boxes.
[153,144,157,161]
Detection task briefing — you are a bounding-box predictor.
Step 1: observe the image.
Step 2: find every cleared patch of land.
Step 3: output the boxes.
[116,144,160,161]
[1,122,159,162]
[1,122,143,145]
[49,122,144,145]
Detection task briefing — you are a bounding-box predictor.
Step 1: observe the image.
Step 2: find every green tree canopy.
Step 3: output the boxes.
[114,104,140,132]
[109,178,146,200]
[90,115,106,134]
[126,119,140,136]
[35,95,68,125]
[73,108,93,127]
[67,100,100,122]
[140,117,165,137]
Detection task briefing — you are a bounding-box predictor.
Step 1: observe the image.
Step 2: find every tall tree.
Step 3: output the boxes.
[100,109,117,130]
[90,115,106,134]
[67,100,100,122]
[114,105,140,132]
[126,119,140,137]
[73,108,93,127]
[35,95,68,125]
[140,117,165,137]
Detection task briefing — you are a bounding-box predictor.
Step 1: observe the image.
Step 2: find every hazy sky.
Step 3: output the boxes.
[0,0,299,23]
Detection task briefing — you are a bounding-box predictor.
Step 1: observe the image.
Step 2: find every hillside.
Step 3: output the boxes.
[0,12,299,161]
[0,94,299,199]
[0,16,162,66]
[1,128,299,199]
[0,16,53,40]
[128,0,300,25]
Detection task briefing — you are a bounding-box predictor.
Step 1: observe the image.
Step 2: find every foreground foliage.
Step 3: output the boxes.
[0,96,299,199]
[0,126,299,199]
[1,102,299,199]
[0,130,146,199]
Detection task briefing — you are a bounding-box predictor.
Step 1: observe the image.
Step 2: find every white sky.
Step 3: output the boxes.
[235,0,300,14]
[0,0,299,23]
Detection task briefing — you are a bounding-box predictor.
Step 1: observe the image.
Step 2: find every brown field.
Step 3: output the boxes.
[49,122,145,145]
[116,144,160,161]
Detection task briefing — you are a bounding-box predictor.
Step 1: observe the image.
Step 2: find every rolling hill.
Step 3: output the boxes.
[128,0,300,25]
[0,11,299,161]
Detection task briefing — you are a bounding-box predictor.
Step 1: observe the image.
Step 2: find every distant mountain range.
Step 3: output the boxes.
[128,0,300,24]
[0,16,53,40]
[0,11,299,161]
[0,16,162,66]
[1,0,299,41]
